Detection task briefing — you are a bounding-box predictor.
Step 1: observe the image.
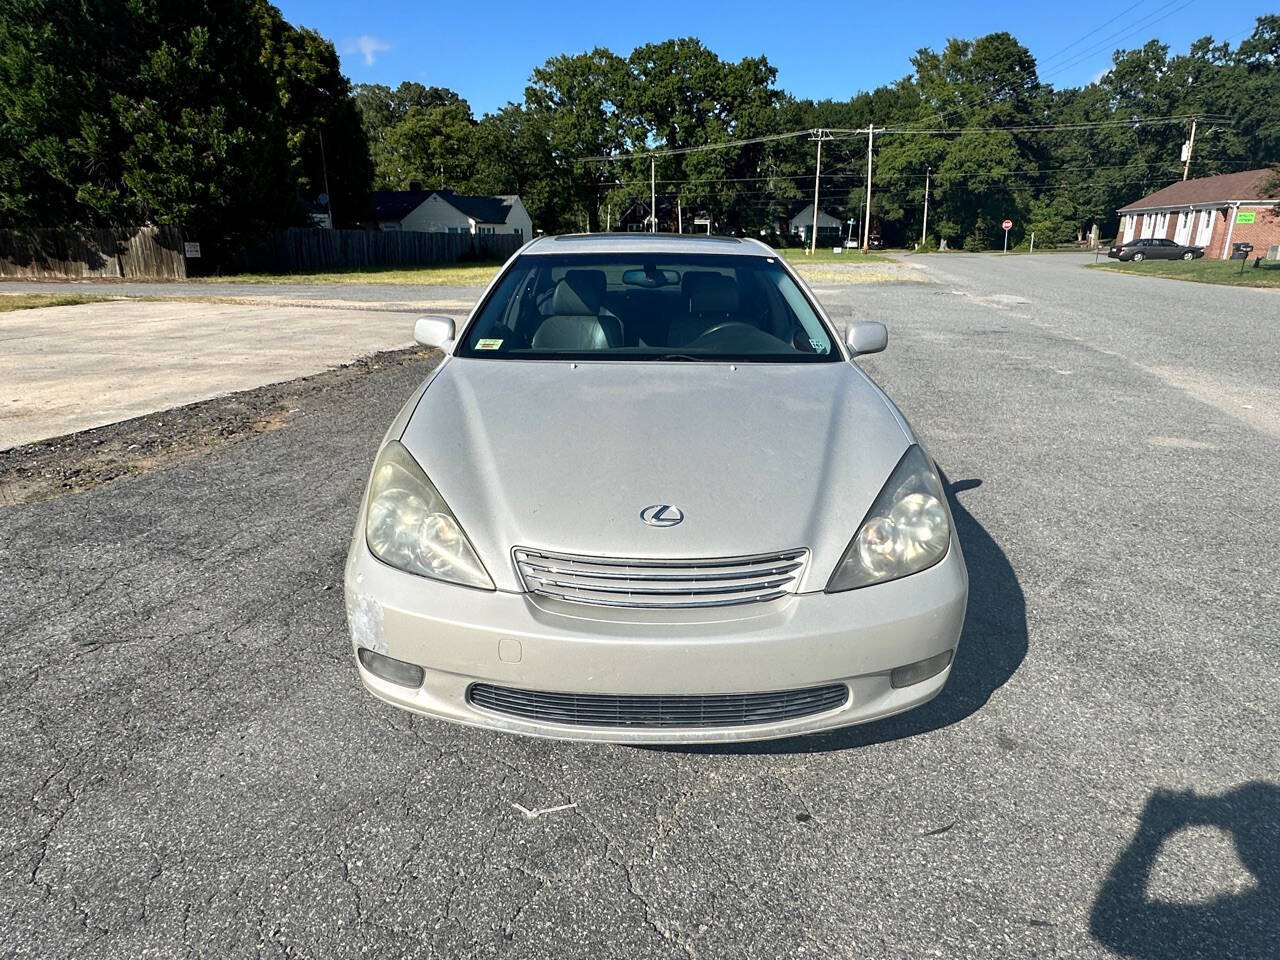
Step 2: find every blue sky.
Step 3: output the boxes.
[277,0,1273,116]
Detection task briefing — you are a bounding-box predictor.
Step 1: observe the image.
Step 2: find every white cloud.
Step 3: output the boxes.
[1089,66,1111,84]
[344,35,390,67]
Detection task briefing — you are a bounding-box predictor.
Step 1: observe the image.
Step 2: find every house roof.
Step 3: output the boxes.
[784,199,841,221]
[436,190,520,224]
[370,190,429,221]
[370,189,521,223]
[1117,169,1278,212]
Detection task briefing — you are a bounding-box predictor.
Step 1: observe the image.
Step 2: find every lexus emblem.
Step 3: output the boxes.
[640,504,684,527]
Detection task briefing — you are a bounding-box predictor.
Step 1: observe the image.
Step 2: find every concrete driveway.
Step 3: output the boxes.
[0,299,469,449]
[1,254,1277,959]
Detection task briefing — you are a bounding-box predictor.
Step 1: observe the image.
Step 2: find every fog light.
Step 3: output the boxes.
[890,649,954,688]
[357,647,425,688]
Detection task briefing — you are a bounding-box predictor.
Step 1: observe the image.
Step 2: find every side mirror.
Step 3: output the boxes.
[414,316,456,351]
[845,321,888,357]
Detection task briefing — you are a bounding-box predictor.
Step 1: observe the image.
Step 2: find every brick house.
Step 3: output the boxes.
[1116,168,1279,260]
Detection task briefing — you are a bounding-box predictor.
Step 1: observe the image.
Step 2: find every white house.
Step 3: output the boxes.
[371,189,533,239]
[782,201,844,244]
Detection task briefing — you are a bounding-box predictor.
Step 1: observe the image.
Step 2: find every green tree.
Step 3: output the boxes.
[0,0,367,236]
[524,48,631,232]
[354,82,473,190]
[265,21,372,226]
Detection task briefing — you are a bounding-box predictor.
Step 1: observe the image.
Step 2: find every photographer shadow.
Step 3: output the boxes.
[1090,783,1280,960]
[678,472,1027,755]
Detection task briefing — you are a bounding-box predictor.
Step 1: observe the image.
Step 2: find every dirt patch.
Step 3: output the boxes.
[0,347,433,507]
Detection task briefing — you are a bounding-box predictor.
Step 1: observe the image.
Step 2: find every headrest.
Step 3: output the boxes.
[686,272,739,314]
[550,269,606,315]
[681,270,718,297]
[531,315,613,350]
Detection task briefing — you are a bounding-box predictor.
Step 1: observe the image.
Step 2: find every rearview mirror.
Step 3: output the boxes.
[622,267,680,288]
[414,316,456,350]
[845,321,888,356]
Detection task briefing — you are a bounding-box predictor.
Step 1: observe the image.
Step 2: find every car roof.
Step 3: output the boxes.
[521,233,777,257]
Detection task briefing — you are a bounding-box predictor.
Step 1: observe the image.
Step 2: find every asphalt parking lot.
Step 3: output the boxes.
[1,253,1277,958]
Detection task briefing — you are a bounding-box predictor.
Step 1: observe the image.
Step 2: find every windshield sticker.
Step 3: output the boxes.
[809,338,825,352]
[476,338,504,350]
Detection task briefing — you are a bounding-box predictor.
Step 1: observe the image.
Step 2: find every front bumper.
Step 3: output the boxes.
[344,536,968,744]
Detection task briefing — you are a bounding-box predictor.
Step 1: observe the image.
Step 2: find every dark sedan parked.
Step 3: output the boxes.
[1108,238,1205,262]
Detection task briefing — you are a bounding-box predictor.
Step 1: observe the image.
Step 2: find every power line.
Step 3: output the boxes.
[1037,0,1149,69]
[1040,0,1199,81]
[574,129,812,163]
[872,114,1230,136]
[890,0,1200,136]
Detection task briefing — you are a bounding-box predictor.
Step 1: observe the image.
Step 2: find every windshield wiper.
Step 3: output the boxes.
[650,353,705,362]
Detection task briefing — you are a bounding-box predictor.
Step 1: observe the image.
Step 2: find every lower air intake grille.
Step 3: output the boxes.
[467,683,849,728]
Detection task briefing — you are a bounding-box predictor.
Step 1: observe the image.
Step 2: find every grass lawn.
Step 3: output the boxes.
[778,247,891,264]
[0,293,111,312]
[1088,258,1280,289]
[205,261,505,286]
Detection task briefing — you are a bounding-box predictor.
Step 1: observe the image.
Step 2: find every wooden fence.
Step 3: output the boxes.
[0,226,524,279]
[0,226,187,279]
[231,228,524,273]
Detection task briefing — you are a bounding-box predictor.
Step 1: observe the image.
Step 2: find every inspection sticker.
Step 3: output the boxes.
[476,338,504,350]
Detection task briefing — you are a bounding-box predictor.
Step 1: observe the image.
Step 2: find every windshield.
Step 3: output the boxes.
[455,252,839,362]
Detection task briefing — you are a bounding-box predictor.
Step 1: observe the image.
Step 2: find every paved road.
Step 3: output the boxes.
[2,254,1277,958]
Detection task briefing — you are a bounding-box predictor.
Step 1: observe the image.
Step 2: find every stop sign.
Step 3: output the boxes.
[1002,218,1013,231]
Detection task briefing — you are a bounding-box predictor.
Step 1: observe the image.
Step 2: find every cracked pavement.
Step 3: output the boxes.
[1,253,1277,958]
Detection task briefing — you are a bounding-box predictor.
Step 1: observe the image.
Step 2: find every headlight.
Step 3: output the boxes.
[826,445,950,592]
[364,441,494,590]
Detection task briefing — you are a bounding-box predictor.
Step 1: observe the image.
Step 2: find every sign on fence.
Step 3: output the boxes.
[184,241,202,258]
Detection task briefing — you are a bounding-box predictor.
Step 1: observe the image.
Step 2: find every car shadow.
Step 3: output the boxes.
[1089,783,1279,960]
[666,472,1027,755]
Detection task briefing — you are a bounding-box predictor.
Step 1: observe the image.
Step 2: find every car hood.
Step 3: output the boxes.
[398,357,913,593]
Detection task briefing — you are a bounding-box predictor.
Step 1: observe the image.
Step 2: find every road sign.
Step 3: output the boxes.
[1002,218,1012,252]
[1002,218,1013,230]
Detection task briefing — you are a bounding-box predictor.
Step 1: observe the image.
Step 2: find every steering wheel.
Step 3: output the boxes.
[694,320,761,342]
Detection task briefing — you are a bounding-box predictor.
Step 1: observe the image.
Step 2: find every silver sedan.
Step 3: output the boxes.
[345,234,967,743]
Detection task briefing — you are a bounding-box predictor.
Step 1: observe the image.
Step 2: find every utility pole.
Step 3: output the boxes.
[920,165,930,250]
[1182,117,1198,181]
[650,156,657,233]
[318,129,334,228]
[862,126,876,251]
[809,129,829,255]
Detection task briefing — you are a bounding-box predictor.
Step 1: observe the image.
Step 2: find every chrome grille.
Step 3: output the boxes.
[468,683,849,728]
[513,547,808,608]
